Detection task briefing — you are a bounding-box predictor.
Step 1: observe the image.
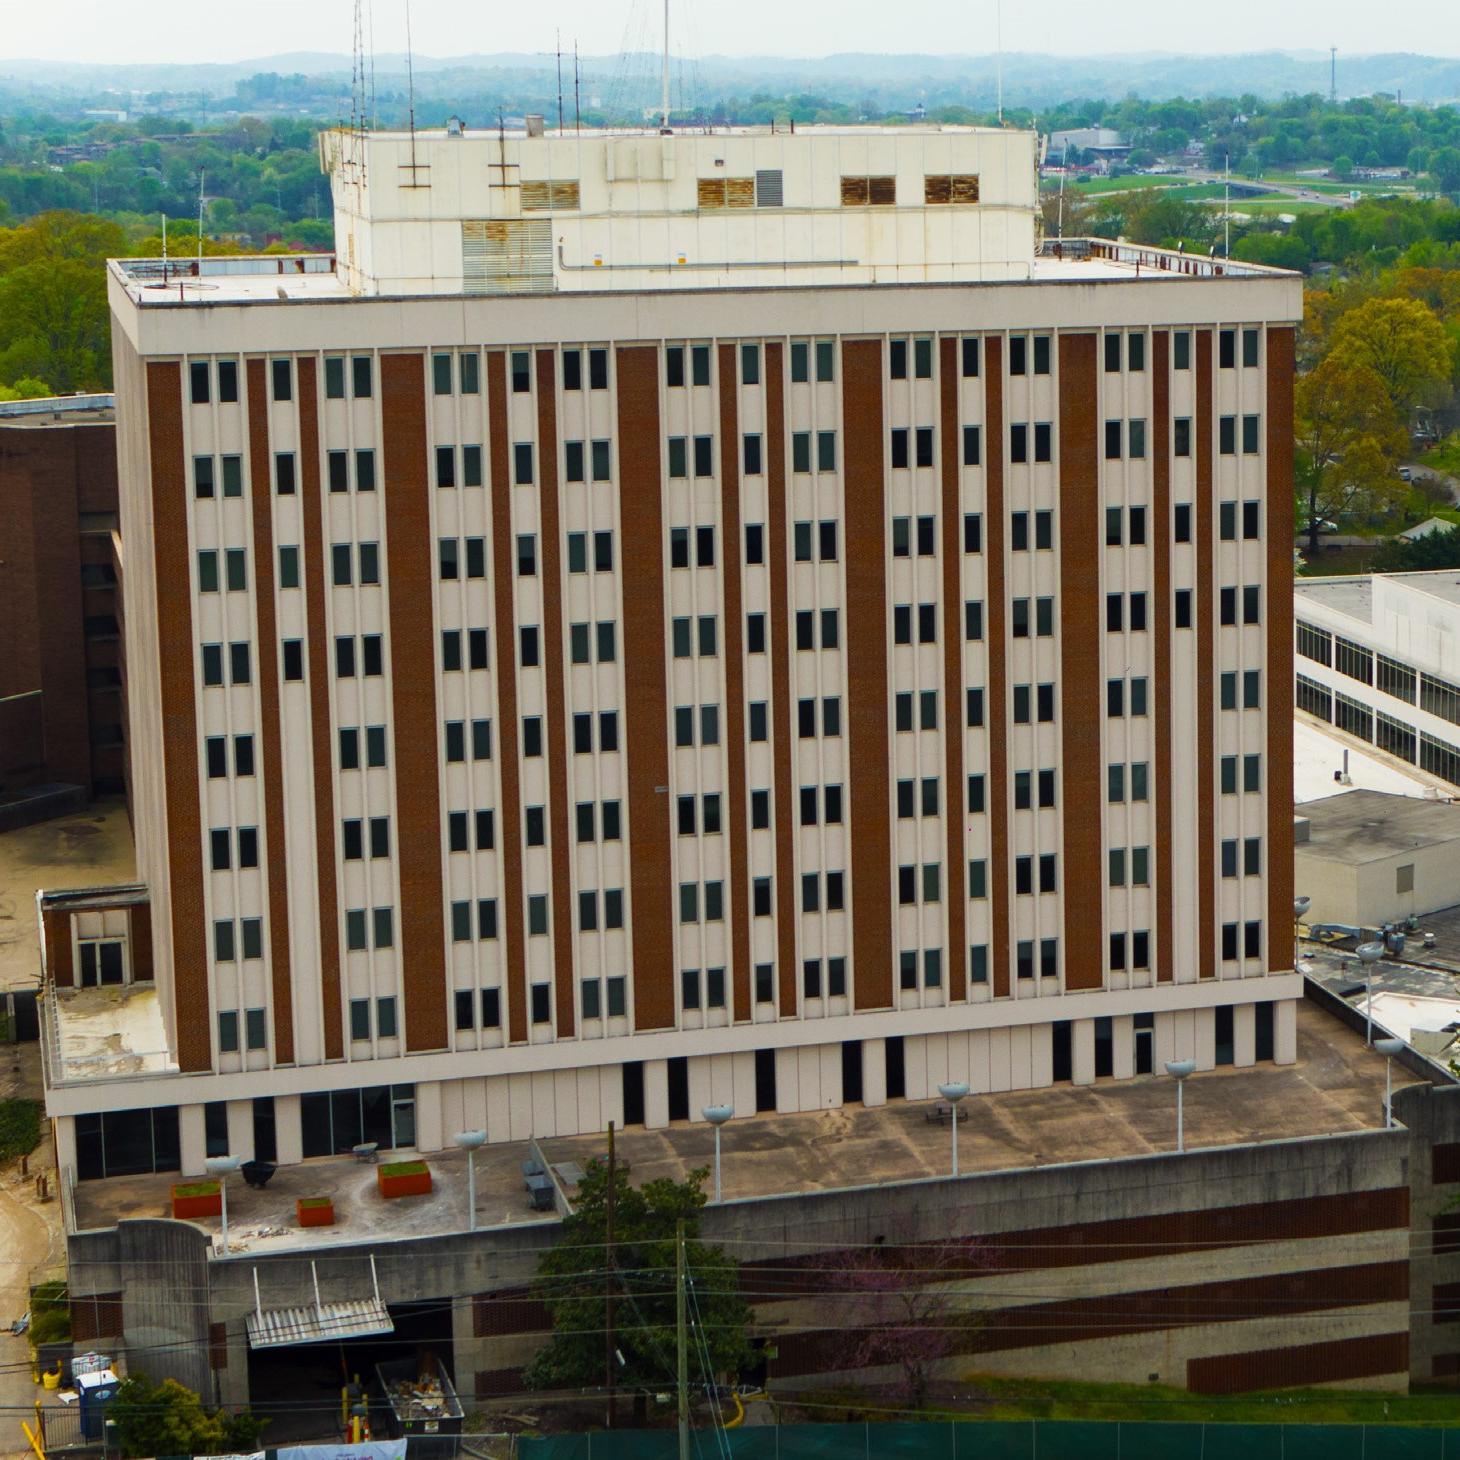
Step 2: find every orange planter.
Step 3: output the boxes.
[377,1161,432,1199]
[170,1182,222,1220]
[297,1198,335,1227]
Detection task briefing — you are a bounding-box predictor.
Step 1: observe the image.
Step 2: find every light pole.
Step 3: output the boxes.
[702,1105,733,1202]
[1357,940,1386,1047]
[454,1130,486,1231]
[937,1082,970,1177]
[1375,1038,1404,1128]
[1293,895,1311,972]
[204,1154,243,1253]
[1164,1061,1195,1153]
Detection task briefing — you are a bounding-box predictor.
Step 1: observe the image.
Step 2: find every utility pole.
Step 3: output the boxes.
[604,1121,616,1429]
[1330,47,1337,105]
[676,1219,689,1460]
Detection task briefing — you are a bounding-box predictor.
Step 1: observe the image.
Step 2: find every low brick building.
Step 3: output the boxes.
[0,395,125,823]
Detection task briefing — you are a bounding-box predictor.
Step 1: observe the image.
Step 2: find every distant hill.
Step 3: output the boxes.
[2,49,1459,110]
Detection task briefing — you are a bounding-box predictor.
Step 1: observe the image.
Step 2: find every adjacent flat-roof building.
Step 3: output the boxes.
[46,122,1302,1187]
[1295,572,1460,791]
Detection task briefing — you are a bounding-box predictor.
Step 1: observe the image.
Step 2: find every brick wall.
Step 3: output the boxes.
[0,419,119,796]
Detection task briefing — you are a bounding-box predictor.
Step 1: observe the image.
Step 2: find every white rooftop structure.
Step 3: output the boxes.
[320,124,1042,297]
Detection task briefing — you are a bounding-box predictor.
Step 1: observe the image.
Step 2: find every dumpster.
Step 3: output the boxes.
[375,1355,462,1460]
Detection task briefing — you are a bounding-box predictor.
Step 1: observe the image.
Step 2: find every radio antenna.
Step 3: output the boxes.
[574,41,581,134]
[660,0,671,130]
[556,32,565,134]
[405,0,418,178]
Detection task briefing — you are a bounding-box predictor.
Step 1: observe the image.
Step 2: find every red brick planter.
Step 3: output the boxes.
[377,1161,432,1199]
[297,1197,335,1227]
[170,1182,222,1220]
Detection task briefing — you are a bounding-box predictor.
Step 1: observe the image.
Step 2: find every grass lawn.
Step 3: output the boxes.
[0,1099,41,1164]
[1059,175,1189,196]
[938,1375,1456,1424]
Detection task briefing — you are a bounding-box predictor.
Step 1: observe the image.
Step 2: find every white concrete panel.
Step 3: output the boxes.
[486,1076,513,1143]
[225,1100,255,1163]
[438,1080,465,1141]
[1028,1024,1053,1087]
[988,1029,1011,1092]
[575,1068,602,1133]
[1072,1019,1096,1086]
[903,1035,929,1101]
[776,1045,800,1109]
[862,1038,888,1107]
[553,1069,577,1136]
[1234,1001,1257,1067]
[530,1071,558,1136]
[1008,1024,1032,1089]
[1112,1018,1135,1081]
[179,1103,207,1177]
[415,1080,443,1152]
[797,1048,819,1111]
[1194,1005,1217,1071]
[687,1056,714,1122]
[969,1028,993,1093]
[274,1094,303,1165]
[506,1073,535,1140]
[730,1051,756,1117]
[645,1059,670,1127]
[1276,997,1298,1064]
[54,1117,77,1181]
[597,1065,623,1130]
[818,1042,841,1110]
[1170,1007,1197,1064]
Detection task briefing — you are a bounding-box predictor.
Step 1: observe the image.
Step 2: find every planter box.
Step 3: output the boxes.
[377,1161,431,1199]
[170,1181,222,1220]
[297,1197,335,1228]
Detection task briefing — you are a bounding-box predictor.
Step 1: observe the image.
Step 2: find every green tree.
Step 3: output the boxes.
[1295,355,1408,553]
[110,1375,264,1460]
[1432,147,1460,196]
[525,1161,752,1401]
[1332,154,1354,181]
[1329,295,1452,419]
[1371,525,1460,572]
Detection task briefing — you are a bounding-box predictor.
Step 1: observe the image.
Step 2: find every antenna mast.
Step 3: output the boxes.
[574,41,581,134]
[405,0,419,178]
[1330,46,1337,104]
[661,0,671,130]
[996,0,1004,124]
[556,31,565,134]
[197,169,205,266]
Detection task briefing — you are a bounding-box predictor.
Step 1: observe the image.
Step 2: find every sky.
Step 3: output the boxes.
[2,0,1459,67]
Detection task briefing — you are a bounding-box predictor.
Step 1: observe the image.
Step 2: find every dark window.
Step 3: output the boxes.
[271,358,292,401]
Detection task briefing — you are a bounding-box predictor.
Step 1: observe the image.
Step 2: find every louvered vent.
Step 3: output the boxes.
[924,173,981,205]
[521,179,581,211]
[461,219,554,295]
[841,175,896,206]
[755,169,783,206]
[698,177,756,209]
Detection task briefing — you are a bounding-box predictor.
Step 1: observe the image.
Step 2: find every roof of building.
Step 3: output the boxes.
[1293,575,1375,624]
[1296,570,1460,626]
[0,394,114,426]
[109,236,1297,311]
[1399,517,1458,543]
[67,1001,1407,1250]
[1296,787,1460,864]
[1294,716,1452,804]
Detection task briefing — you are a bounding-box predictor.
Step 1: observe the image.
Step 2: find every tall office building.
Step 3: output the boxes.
[44,124,1302,1181]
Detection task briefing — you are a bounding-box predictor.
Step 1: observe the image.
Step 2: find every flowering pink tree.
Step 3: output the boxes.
[821,1231,986,1408]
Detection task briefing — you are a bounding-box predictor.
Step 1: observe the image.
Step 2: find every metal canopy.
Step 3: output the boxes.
[245,1255,394,1350]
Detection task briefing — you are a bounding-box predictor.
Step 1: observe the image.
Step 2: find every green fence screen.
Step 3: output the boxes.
[518,1421,1460,1460]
